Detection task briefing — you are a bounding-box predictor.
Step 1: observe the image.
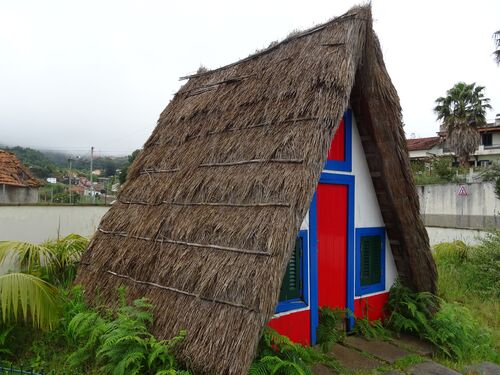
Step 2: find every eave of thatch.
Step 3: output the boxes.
[77,5,436,374]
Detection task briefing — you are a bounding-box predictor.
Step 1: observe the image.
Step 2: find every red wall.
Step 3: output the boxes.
[328,118,345,161]
[268,310,311,345]
[354,292,389,321]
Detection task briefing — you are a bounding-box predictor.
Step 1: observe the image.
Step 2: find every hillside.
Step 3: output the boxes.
[1,146,129,179]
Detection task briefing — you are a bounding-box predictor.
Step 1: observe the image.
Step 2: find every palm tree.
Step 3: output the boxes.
[434,82,492,166]
[494,30,500,65]
[0,234,88,329]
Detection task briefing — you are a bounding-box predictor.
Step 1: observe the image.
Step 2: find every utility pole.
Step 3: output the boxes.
[90,146,94,203]
[68,158,73,204]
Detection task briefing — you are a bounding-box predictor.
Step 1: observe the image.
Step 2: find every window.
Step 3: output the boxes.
[360,236,381,286]
[276,230,308,313]
[356,227,385,296]
[279,236,303,301]
[482,133,492,147]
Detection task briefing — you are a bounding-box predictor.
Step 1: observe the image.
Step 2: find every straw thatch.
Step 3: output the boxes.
[0,150,40,188]
[77,5,436,374]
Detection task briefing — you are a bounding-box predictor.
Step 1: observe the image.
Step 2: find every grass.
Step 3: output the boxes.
[353,354,426,375]
[433,236,500,348]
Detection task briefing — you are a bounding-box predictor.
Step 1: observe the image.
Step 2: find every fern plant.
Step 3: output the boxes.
[0,325,14,357]
[316,307,346,352]
[249,355,312,375]
[249,328,341,374]
[385,281,438,336]
[352,317,391,341]
[66,288,189,374]
[385,281,498,362]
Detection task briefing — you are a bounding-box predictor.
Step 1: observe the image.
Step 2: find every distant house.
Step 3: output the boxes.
[408,114,500,167]
[0,150,41,204]
[407,137,443,160]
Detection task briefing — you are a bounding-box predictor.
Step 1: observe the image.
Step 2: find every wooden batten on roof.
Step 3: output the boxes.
[76,5,436,374]
[0,150,40,188]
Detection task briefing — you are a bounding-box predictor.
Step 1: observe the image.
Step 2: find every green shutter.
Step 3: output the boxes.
[360,235,382,286]
[279,237,303,301]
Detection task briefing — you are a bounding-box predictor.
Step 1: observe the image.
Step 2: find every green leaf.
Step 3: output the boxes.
[0,272,60,329]
[0,241,56,274]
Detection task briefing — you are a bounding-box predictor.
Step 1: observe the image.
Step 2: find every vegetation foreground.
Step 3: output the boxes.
[0,233,498,374]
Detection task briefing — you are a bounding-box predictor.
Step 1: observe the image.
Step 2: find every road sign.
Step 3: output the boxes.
[457,185,469,196]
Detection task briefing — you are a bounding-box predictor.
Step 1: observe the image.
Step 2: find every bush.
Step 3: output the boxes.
[433,240,469,265]
[1,287,190,374]
[479,163,500,199]
[352,318,391,341]
[432,157,455,181]
[250,328,341,374]
[316,307,346,352]
[434,234,499,301]
[67,288,188,375]
[428,302,496,361]
[385,282,498,362]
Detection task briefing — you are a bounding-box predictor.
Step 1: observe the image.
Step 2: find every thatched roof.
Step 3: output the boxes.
[0,150,40,188]
[77,5,436,374]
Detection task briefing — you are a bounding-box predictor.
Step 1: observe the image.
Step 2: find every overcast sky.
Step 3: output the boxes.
[1,0,499,156]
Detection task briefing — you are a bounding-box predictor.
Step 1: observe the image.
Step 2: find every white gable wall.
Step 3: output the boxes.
[350,116,397,295]
[300,115,398,297]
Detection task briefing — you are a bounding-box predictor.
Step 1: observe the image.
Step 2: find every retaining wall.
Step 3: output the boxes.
[0,205,109,242]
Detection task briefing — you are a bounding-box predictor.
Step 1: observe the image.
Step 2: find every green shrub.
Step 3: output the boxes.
[433,240,469,265]
[479,163,500,199]
[427,302,497,361]
[316,307,346,352]
[434,234,499,301]
[250,328,341,375]
[353,318,391,341]
[385,282,498,362]
[410,160,425,175]
[385,281,439,336]
[67,288,188,375]
[432,157,455,181]
[469,233,500,299]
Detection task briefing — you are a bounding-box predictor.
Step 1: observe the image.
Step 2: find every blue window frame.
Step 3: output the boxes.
[276,230,309,313]
[355,227,386,296]
[324,109,352,172]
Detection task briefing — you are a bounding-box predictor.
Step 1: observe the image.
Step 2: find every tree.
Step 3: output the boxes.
[119,149,141,184]
[434,82,491,166]
[494,30,500,65]
[0,234,88,329]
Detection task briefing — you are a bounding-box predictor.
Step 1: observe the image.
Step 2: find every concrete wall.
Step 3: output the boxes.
[417,182,498,245]
[0,185,39,204]
[418,182,500,230]
[426,227,488,246]
[0,205,109,243]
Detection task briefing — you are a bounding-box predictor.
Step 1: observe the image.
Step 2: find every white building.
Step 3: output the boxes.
[408,114,500,166]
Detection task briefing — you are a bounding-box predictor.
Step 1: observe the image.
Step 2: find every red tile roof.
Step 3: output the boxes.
[0,150,41,188]
[406,137,442,151]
